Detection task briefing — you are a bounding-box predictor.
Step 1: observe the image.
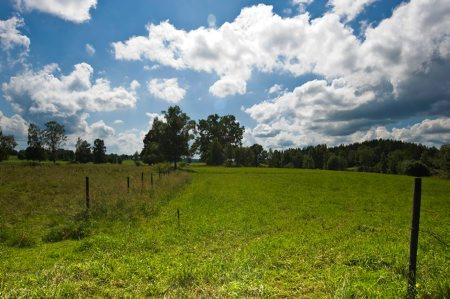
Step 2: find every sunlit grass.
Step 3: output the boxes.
[0,165,449,297]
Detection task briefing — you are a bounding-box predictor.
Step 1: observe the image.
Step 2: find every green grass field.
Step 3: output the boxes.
[0,164,449,297]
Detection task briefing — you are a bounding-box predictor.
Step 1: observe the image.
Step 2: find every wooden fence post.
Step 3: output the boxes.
[407,177,422,298]
[158,169,161,179]
[141,172,144,191]
[177,208,180,227]
[127,176,130,193]
[85,176,90,210]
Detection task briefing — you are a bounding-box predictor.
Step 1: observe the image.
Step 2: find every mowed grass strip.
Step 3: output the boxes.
[0,165,449,297]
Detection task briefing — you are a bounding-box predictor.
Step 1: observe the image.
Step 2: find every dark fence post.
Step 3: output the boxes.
[151,172,154,187]
[158,169,161,179]
[177,208,180,227]
[141,172,144,191]
[85,176,90,210]
[407,177,422,298]
[127,176,130,193]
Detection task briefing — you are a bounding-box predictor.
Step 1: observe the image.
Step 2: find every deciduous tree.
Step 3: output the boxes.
[43,121,66,164]
[0,127,16,162]
[75,138,92,163]
[142,106,195,169]
[93,139,106,163]
[26,123,46,161]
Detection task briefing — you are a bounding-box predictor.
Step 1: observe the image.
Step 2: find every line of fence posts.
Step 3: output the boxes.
[407,177,422,299]
[84,168,174,208]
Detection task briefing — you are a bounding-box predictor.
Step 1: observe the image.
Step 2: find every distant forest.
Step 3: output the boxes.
[1,105,449,177]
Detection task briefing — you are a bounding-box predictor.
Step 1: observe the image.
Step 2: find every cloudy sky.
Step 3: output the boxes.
[0,0,449,154]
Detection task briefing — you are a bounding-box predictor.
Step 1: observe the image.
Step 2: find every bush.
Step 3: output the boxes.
[155,162,172,173]
[402,160,431,177]
[6,231,37,248]
[43,222,90,243]
[326,154,346,170]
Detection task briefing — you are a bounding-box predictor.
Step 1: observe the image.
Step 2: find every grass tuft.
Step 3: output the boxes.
[5,230,37,248]
[43,221,90,243]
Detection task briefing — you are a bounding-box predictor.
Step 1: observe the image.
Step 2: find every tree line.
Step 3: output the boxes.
[139,106,450,177]
[0,121,134,164]
[1,105,449,177]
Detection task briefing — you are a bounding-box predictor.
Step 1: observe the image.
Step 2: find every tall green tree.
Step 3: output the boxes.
[206,139,224,165]
[93,138,106,164]
[141,106,195,168]
[194,114,244,163]
[0,127,17,162]
[160,106,196,169]
[141,117,166,165]
[25,123,46,161]
[75,138,92,163]
[357,146,374,171]
[43,121,66,163]
[249,144,265,166]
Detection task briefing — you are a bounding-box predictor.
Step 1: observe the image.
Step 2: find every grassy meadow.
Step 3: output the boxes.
[0,164,449,297]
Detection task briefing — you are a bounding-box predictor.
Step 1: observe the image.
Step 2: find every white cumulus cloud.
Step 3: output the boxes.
[0,110,28,138]
[268,84,283,94]
[2,62,138,133]
[14,0,97,23]
[329,0,377,21]
[147,78,186,103]
[113,5,360,97]
[0,17,30,51]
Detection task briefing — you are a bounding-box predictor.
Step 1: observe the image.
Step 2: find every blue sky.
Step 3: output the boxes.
[1,0,449,153]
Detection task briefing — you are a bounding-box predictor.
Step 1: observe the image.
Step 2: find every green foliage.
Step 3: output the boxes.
[43,221,90,242]
[440,145,450,177]
[401,160,431,177]
[43,121,67,163]
[1,229,37,248]
[93,139,106,164]
[206,139,224,165]
[0,127,17,162]
[249,144,265,166]
[326,154,346,170]
[357,146,374,171]
[302,154,315,169]
[25,123,46,161]
[246,139,447,176]
[75,137,92,163]
[193,114,244,163]
[154,162,172,173]
[141,106,195,168]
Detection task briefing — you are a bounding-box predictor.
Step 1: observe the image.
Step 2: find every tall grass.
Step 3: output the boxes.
[0,164,190,245]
